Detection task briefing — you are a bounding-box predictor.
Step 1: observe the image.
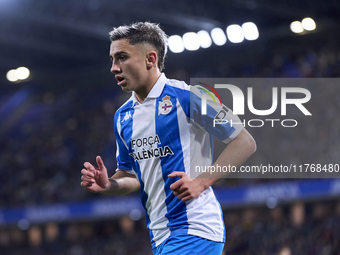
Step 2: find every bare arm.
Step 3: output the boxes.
[169,128,256,202]
[197,128,256,187]
[81,156,140,195]
[105,170,140,195]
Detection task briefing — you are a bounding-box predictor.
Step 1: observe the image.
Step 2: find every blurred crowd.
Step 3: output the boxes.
[1,44,340,207]
[0,88,121,208]
[0,199,339,255]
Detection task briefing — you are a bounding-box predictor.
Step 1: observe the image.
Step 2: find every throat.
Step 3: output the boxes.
[134,92,147,104]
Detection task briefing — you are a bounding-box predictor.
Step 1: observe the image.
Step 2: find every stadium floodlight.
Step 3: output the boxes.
[17,219,31,231]
[16,67,30,80]
[6,66,30,83]
[226,24,244,43]
[129,209,142,221]
[168,35,185,53]
[210,28,227,46]
[6,69,18,82]
[242,22,259,40]
[197,30,212,48]
[302,17,316,31]
[182,32,200,51]
[266,197,277,209]
[290,21,304,33]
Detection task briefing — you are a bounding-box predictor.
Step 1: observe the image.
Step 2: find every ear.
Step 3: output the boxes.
[146,51,158,70]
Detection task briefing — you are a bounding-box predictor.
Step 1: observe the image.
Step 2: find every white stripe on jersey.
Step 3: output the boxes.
[176,97,191,176]
[187,187,225,242]
[131,101,171,246]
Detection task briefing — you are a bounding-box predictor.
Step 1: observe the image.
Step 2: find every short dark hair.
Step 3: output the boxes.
[109,22,168,71]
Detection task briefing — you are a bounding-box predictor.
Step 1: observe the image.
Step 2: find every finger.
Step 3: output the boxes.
[96,156,105,171]
[168,171,186,178]
[84,162,96,171]
[173,189,192,202]
[173,186,189,196]
[81,169,94,178]
[80,181,93,187]
[176,191,191,200]
[181,195,193,203]
[173,189,187,196]
[81,175,95,183]
[177,185,188,193]
[170,179,184,191]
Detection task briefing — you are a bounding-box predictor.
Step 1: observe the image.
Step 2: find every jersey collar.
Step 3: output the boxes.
[132,73,167,107]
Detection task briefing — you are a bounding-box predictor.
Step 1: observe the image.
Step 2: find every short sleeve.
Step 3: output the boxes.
[114,111,135,174]
[189,85,243,143]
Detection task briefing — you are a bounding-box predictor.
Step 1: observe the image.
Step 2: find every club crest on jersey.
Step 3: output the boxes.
[158,95,173,115]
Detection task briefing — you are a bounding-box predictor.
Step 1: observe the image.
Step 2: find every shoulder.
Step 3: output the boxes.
[165,78,191,92]
[164,78,206,107]
[163,78,192,103]
[162,78,194,117]
[164,77,204,98]
[114,95,134,121]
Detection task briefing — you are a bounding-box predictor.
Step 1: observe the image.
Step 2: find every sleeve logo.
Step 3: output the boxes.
[121,111,132,123]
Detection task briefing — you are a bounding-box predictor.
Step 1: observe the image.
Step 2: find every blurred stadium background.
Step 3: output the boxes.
[1,0,340,254]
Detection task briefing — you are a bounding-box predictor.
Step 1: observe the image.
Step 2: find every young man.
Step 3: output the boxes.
[80,22,256,254]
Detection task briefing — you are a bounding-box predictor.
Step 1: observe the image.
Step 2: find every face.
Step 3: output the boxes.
[109,39,151,94]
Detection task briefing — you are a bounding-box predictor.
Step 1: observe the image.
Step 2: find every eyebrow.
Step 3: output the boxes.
[110,51,128,60]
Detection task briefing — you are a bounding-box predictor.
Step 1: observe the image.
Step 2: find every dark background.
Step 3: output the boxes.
[1,0,340,254]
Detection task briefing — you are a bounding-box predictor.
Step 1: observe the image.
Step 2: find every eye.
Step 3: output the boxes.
[119,55,127,61]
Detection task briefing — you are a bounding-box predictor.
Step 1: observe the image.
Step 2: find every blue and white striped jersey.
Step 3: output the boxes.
[114,73,243,248]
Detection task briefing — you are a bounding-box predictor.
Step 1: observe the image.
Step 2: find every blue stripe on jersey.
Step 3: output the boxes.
[115,101,154,243]
[134,163,154,244]
[172,86,218,165]
[189,91,236,141]
[114,100,134,170]
[172,87,191,118]
[155,84,188,234]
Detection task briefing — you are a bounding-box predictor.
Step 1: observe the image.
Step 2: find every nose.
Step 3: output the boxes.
[110,61,121,74]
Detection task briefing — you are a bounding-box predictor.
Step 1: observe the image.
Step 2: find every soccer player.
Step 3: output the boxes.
[80,22,256,255]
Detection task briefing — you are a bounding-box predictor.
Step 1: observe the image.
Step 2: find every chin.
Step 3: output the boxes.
[121,86,132,92]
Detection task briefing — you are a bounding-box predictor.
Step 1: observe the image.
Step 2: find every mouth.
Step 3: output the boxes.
[116,76,126,86]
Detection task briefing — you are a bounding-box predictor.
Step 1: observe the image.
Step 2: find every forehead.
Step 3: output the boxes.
[110,39,142,55]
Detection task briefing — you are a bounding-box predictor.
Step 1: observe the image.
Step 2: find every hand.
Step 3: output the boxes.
[80,156,110,193]
[168,171,206,202]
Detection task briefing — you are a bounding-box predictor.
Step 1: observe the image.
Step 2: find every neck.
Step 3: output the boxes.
[135,70,162,103]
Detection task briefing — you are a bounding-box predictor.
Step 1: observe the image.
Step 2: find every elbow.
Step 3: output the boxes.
[248,135,257,156]
[241,129,257,157]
